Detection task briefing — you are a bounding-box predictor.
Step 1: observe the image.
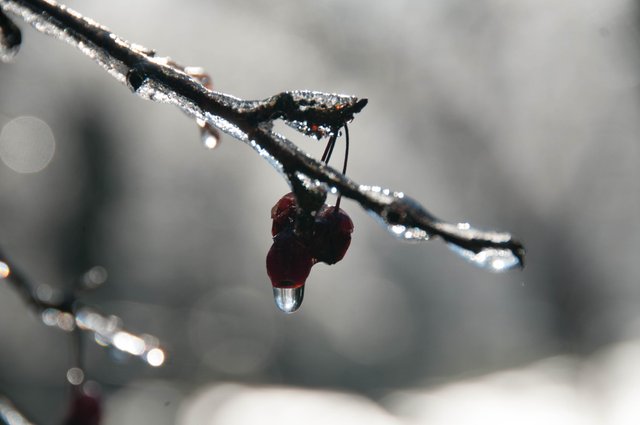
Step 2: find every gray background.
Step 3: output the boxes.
[0,0,638,423]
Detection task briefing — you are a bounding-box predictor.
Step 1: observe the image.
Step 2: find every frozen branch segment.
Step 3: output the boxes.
[0,249,166,367]
[361,186,525,271]
[0,0,525,270]
[0,396,34,425]
[74,307,165,367]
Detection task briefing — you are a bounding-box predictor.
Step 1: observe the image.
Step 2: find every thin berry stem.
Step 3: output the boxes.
[321,131,338,164]
[335,124,350,211]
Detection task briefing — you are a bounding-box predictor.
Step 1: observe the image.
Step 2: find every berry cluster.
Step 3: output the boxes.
[267,193,353,313]
[266,126,354,313]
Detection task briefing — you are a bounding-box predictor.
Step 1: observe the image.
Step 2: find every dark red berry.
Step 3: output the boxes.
[266,230,314,288]
[311,206,354,265]
[271,192,297,236]
[63,392,101,425]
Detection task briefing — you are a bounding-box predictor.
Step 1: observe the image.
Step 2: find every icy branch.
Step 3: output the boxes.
[0,0,525,270]
[0,395,35,425]
[0,250,166,367]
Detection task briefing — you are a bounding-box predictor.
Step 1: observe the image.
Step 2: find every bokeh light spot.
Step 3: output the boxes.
[0,116,55,174]
[66,367,85,386]
[113,331,146,356]
[146,348,165,367]
[0,261,9,279]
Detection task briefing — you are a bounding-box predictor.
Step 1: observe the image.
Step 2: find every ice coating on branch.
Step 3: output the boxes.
[294,171,329,195]
[447,244,520,272]
[361,185,433,241]
[252,132,285,173]
[128,74,250,142]
[0,396,34,425]
[438,222,522,271]
[360,185,524,271]
[437,222,513,244]
[286,120,333,139]
[0,1,130,81]
[287,90,363,111]
[281,91,367,138]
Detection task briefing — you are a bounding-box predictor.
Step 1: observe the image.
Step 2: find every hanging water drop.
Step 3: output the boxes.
[447,244,521,272]
[273,286,304,314]
[196,118,220,149]
[200,128,219,149]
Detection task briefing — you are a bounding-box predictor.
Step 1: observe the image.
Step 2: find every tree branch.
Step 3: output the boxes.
[0,250,166,367]
[0,0,525,270]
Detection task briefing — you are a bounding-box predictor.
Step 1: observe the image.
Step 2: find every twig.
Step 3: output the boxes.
[0,250,166,367]
[0,0,525,270]
[0,395,36,425]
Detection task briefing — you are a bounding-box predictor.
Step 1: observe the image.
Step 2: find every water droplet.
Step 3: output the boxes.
[360,186,522,271]
[0,261,9,279]
[446,244,521,272]
[197,119,220,149]
[273,286,304,313]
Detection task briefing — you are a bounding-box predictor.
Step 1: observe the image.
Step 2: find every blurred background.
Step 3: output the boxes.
[0,0,639,423]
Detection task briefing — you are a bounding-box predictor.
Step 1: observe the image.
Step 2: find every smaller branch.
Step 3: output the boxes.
[0,395,35,425]
[0,249,166,367]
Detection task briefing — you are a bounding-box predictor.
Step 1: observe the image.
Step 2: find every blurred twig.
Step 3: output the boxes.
[0,395,35,425]
[0,250,165,367]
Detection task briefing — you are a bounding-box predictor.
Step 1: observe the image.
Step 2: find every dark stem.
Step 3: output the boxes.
[334,124,350,211]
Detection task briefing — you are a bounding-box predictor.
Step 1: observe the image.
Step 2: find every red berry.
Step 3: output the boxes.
[266,230,314,288]
[311,206,354,265]
[270,192,297,236]
[63,392,101,425]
